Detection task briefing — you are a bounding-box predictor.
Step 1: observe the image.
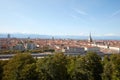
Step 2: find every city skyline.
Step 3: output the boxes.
[0,0,120,36]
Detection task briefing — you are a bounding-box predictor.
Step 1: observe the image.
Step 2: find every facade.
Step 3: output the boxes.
[15,44,25,51]
[84,46,100,52]
[62,46,85,53]
[26,43,36,50]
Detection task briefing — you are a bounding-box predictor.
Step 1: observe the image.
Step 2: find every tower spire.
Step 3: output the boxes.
[88,33,92,43]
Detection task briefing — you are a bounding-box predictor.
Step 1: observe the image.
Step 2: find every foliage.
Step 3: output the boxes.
[84,52,103,80]
[36,53,68,80]
[68,52,103,80]
[102,62,113,80]
[102,54,120,80]
[2,53,37,80]
[0,60,8,80]
[110,54,120,80]
[20,63,38,80]
[1,52,120,80]
[70,56,93,80]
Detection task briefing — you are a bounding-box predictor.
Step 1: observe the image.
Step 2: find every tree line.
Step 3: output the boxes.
[0,52,119,80]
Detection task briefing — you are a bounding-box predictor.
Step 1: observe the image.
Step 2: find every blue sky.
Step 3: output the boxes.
[0,0,120,36]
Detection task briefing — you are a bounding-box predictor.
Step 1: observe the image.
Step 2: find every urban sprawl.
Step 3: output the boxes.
[0,34,120,56]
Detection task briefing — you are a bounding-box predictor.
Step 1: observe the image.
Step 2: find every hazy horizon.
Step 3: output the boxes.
[1,33,120,40]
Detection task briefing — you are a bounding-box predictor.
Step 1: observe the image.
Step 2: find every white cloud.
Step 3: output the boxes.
[111,9,120,17]
[71,8,95,21]
[73,8,88,16]
[70,14,77,19]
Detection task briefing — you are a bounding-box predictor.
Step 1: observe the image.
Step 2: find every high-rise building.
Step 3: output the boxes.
[7,34,10,39]
[0,36,1,50]
[52,36,55,45]
[0,40,1,50]
[7,34,11,50]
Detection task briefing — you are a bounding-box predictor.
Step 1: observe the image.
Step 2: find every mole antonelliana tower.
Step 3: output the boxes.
[88,33,93,43]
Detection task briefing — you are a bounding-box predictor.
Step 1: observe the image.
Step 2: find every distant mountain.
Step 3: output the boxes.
[93,36,120,40]
[0,33,120,40]
[0,33,52,39]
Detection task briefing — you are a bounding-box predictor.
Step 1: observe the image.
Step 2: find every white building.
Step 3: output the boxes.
[62,46,85,53]
[84,46,100,52]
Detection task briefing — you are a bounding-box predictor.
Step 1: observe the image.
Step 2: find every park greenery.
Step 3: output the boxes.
[0,52,120,80]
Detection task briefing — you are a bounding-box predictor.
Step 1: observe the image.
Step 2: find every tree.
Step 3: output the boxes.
[70,56,93,80]
[2,53,37,80]
[36,57,52,80]
[102,55,113,80]
[20,63,38,80]
[0,60,8,80]
[102,55,110,65]
[67,56,76,80]
[110,54,120,80]
[36,53,68,80]
[84,52,103,80]
[102,54,120,80]
[102,62,113,80]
